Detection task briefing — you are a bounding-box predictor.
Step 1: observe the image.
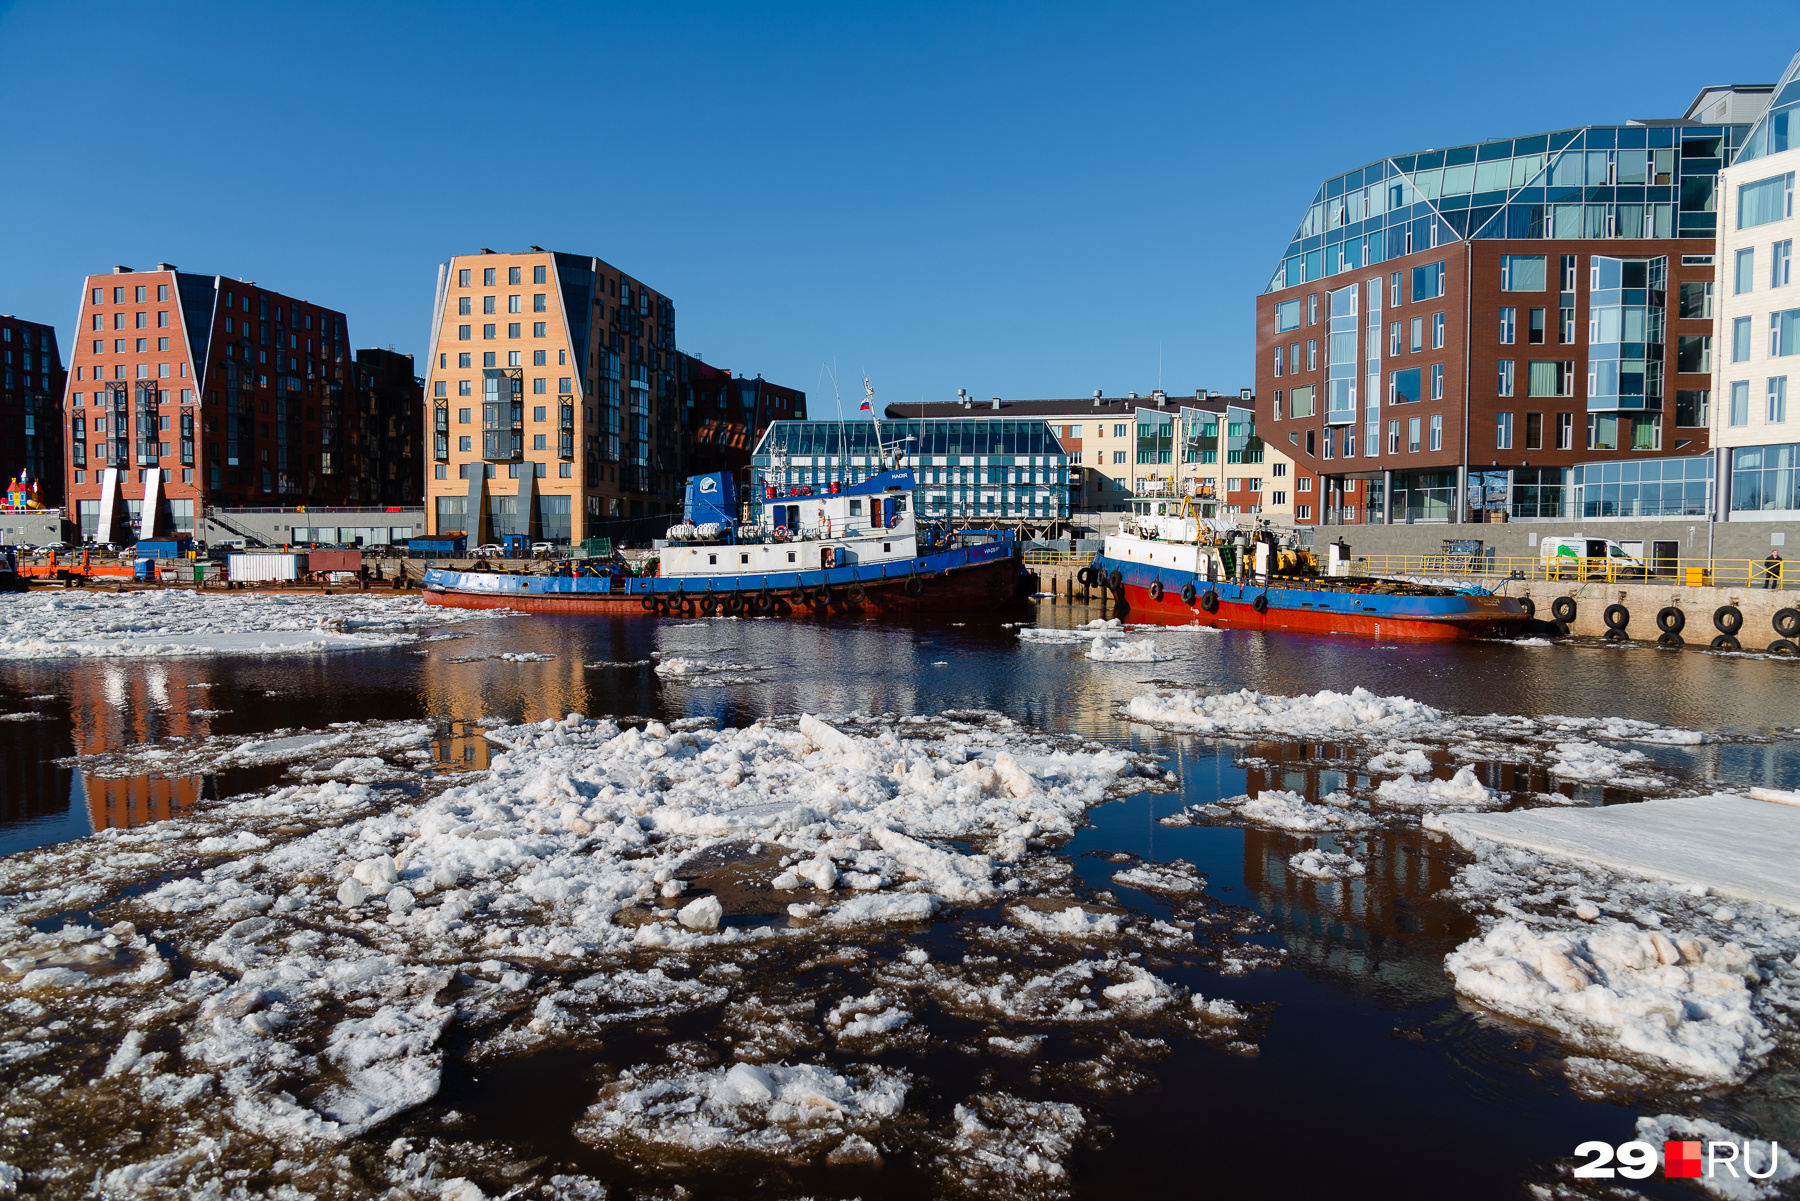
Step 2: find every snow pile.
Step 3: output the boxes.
[1009,904,1125,940]
[1125,686,1444,739]
[0,590,501,659]
[1084,636,1167,663]
[1197,789,1378,832]
[1635,1115,1798,1200]
[1373,766,1499,810]
[1366,748,1433,775]
[1289,850,1365,881]
[929,1093,1086,1197]
[1018,618,1123,645]
[1439,838,1800,1091]
[574,1060,909,1159]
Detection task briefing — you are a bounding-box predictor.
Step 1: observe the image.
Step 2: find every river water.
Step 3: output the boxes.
[1,599,1796,1199]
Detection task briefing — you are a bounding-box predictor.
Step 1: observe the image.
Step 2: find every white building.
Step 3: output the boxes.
[1712,53,1800,522]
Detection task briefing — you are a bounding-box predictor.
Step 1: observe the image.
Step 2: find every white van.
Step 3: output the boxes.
[1540,536,1647,579]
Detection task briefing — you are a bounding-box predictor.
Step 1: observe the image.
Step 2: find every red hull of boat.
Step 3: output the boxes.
[1112,585,1518,641]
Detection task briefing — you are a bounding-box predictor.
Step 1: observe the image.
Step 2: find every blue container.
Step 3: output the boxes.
[408,536,467,557]
[133,558,155,581]
[136,538,193,560]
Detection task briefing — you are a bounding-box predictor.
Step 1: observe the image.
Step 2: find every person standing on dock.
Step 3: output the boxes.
[1764,549,1784,589]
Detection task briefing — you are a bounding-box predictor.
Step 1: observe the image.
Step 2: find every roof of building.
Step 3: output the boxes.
[883,392,1252,421]
[1736,50,1800,166]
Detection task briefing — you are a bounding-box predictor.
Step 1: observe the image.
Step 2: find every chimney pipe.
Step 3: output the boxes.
[991,398,1000,409]
[112,265,132,274]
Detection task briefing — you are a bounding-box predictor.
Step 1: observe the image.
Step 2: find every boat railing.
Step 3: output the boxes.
[1349,553,1795,590]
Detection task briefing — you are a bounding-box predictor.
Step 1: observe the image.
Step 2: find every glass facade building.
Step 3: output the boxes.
[752,419,1071,521]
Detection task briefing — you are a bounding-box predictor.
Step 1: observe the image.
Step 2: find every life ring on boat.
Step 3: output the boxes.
[888,513,902,528]
[847,580,867,603]
[1551,596,1577,624]
[1252,594,1269,615]
[1517,596,1536,619]
[773,525,788,541]
[1180,581,1197,605]
[1147,579,1163,602]
[1107,569,1123,592]
[1077,566,1095,586]
[1713,605,1743,635]
[1200,590,1220,613]
[904,574,925,597]
[1656,606,1685,634]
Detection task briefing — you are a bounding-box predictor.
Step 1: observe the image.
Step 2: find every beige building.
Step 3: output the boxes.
[423,248,680,545]
[1711,62,1800,522]
[886,388,1301,524]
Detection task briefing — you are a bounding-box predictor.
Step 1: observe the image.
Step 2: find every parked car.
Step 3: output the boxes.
[473,543,505,557]
[531,542,558,557]
[33,541,69,554]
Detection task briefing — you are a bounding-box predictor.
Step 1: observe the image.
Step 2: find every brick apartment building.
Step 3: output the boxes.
[1257,85,1770,525]
[1,314,65,508]
[62,264,417,541]
[679,354,807,481]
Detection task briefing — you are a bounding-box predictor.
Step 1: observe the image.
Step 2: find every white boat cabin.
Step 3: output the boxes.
[661,469,921,578]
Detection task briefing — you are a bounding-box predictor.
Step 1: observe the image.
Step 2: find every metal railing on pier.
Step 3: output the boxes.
[1350,553,1795,590]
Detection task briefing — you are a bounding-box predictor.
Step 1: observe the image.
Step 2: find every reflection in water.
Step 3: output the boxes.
[85,773,202,831]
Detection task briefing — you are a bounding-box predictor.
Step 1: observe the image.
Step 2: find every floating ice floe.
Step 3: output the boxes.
[1017,618,1124,645]
[1288,850,1365,881]
[0,591,504,659]
[1084,635,1167,663]
[1437,838,1800,1090]
[1195,789,1379,832]
[1373,766,1499,810]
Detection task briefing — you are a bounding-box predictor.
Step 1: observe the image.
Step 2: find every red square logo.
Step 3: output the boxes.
[1665,1140,1703,1178]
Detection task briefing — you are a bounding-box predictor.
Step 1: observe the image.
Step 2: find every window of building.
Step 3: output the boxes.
[1307,339,1318,370]
[1432,311,1445,349]
[507,323,520,339]
[1769,376,1789,423]
[1408,417,1421,452]
[1386,420,1399,454]
[1633,414,1662,451]
[1430,363,1444,400]
[458,269,471,287]
[1390,272,1401,306]
[458,352,472,368]
[1525,411,1543,449]
[1557,412,1574,449]
[1272,391,1283,419]
[1527,307,1546,345]
[1588,413,1619,450]
[1308,293,1318,324]
[1676,390,1710,427]
[483,268,496,286]
[458,297,471,315]
[1112,450,1124,464]
[507,295,521,314]
[1499,308,1515,344]
[458,324,471,340]
[1409,317,1423,352]
[458,379,472,395]
[1738,171,1795,229]
[1772,309,1800,357]
[1289,342,1301,373]
[1501,255,1546,291]
[1272,347,1283,377]
[1730,380,1751,425]
[1389,368,1421,404]
[1777,241,1794,288]
[1495,412,1513,449]
[1736,247,1756,295]
[1498,360,1514,396]
[1112,423,1127,437]
[458,407,471,423]
[1275,298,1301,332]
[1388,322,1400,356]
[483,352,496,366]
[1288,384,1315,418]
[1733,315,1753,363]
[1430,413,1443,450]
[1677,335,1712,374]
[508,266,522,285]
[483,324,496,339]
[533,265,547,284]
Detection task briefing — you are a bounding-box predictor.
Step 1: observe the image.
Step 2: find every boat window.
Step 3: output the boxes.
[849,499,863,515]
[740,553,749,565]
[787,552,796,562]
[883,542,891,553]
[708,554,717,565]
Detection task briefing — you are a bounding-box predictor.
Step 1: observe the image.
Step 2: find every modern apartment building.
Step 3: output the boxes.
[1712,51,1800,522]
[422,249,678,545]
[884,390,1298,522]
[1257,87,1767,525]
[349,348,425,509]
[60,265,402,541]
[1,314,65,508]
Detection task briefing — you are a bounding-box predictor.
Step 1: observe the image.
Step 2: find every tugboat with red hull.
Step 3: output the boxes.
[1084,496,1527,642]
[422,466,1027,618]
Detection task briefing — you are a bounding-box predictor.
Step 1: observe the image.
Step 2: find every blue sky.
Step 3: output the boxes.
[0,1,1794,413]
